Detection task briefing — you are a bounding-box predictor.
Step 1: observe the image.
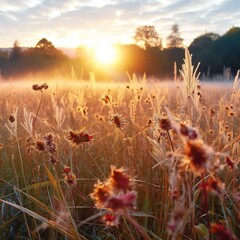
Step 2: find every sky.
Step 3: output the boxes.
[0,0,239,48]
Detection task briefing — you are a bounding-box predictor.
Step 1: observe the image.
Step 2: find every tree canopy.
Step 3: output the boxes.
[134,25,162,49]
[166,24,183,48]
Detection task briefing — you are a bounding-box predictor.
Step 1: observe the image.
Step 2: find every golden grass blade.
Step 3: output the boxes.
[0,199,76,239]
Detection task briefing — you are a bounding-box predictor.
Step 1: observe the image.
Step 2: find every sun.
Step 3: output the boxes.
[94,43,116,64]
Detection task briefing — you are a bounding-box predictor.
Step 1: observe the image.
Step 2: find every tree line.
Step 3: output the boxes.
[0,25,240,80]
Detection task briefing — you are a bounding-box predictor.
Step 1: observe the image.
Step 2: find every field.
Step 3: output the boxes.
[0,50,239,240]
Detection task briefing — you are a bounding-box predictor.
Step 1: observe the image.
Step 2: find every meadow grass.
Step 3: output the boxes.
[0,50,239,240]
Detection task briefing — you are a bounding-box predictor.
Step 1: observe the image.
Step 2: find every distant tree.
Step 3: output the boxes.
[36,38,55,50]
[34,38,56,57]
[134,25,162,49]
[166,24,183,48]
[30,38,67,60]
[189,32,220,53]
[212,27,240,74]
[0,50,9,59]
[10,40,22,61]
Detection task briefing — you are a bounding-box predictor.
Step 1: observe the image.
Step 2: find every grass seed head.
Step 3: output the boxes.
[43,133,57,155]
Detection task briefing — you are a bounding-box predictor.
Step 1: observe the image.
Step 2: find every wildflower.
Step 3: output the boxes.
[90,181,111,209]
[210,223,237,240]
[67,131,93,145]
[62,166,77,187]
[109,166,133,192]
[158,117,172,131]
[64,172,77,187]
[101,94,111,104]
[9,114,15,123]
[108,191,137,211]
[63,165,71,174]
[200,178,225,196]
[110,114,125,129]
[180,123,198,140]
[90,166,137,226]
[102,213,120,226]
[32,83,48,91]
[35,140,45,151]
[182,139,214,175]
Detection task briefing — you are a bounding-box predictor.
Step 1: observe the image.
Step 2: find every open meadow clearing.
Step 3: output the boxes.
[0,51,240,240]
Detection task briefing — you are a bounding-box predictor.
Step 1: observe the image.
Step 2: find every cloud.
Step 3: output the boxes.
[0,0,239,47]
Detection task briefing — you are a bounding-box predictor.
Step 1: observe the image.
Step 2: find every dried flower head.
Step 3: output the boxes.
[182,139,214,175]
[35,140,45,151]
[63,165,71,174]
[9,114,15,123]
[64,172,77,187]
[90,181,111,208]
[67,131,93,145]
[101,94,111,104]
[180,123,198,140]
[109,166,133,192]
[32,83,48,91]
[158,117,171,131]
[102,213,120,226]
[201,178,225,196]
[62,166,77,187]
[90,165,137,226]
[110,114,125,129]
[107,191,137,211]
